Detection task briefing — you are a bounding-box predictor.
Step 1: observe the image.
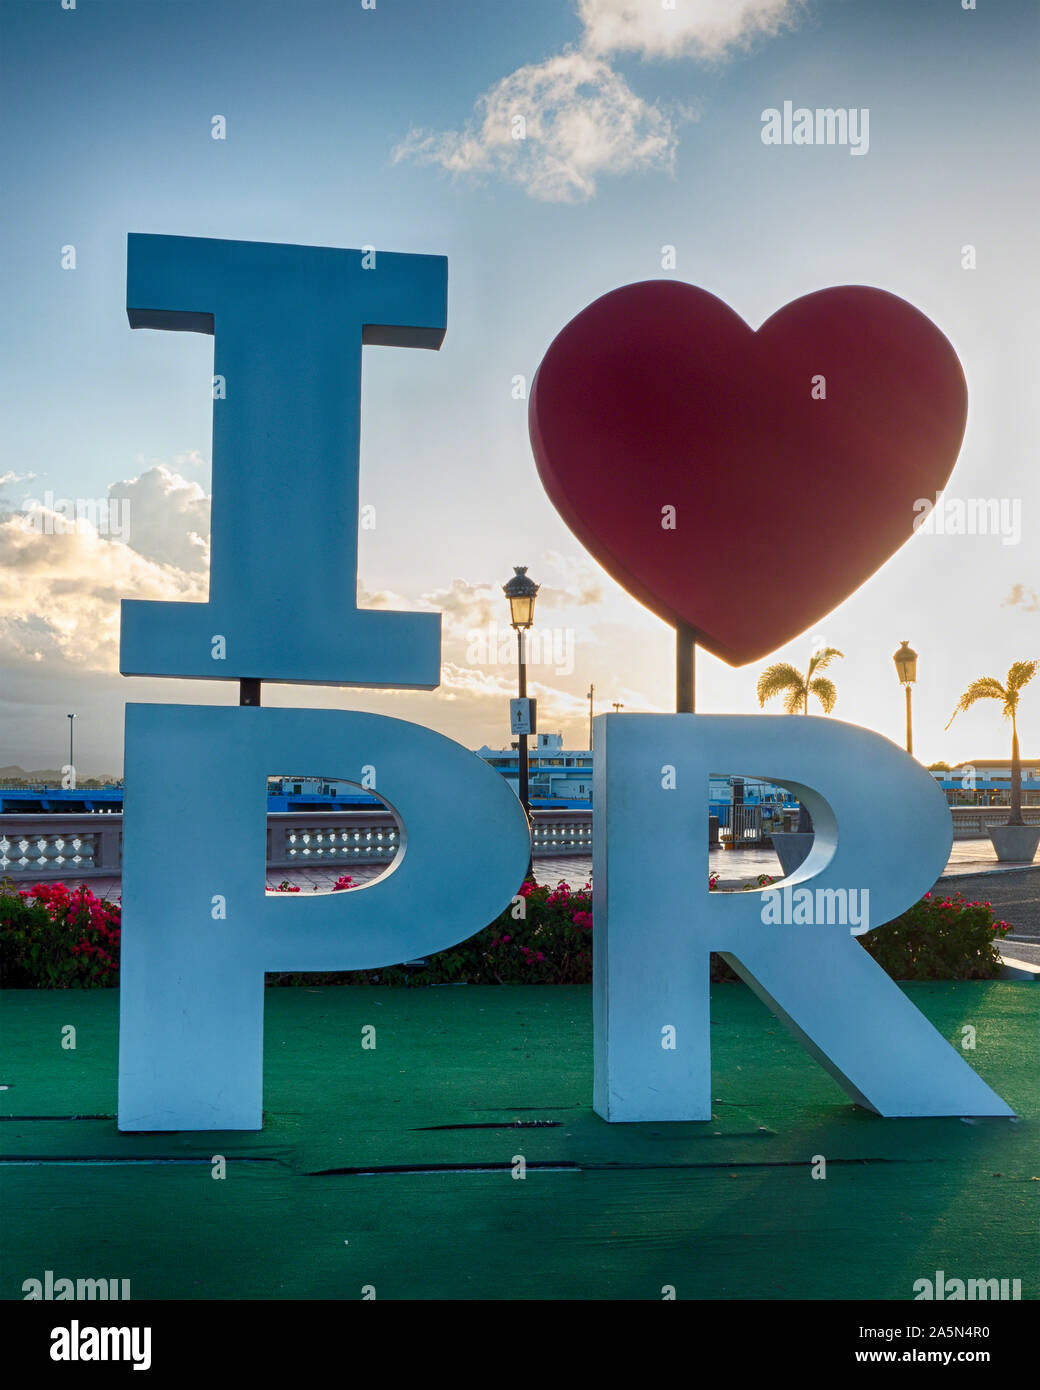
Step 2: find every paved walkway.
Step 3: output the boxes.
[531,840,1040,886]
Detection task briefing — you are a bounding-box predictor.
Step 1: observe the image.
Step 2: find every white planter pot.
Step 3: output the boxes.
[987,824,1040,863]
[771,831,814,877]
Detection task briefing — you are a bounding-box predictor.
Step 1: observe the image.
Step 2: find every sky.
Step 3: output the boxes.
[0,0,1038,776]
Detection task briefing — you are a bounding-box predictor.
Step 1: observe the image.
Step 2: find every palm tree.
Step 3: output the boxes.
[756,647,844,832]
[945,661,1038,825]
[756,647,844,715]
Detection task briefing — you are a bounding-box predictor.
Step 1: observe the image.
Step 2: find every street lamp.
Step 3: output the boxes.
[66,713,77,789]
[893,640,918,755]
[503,567,539,867]
[612,702,624,713]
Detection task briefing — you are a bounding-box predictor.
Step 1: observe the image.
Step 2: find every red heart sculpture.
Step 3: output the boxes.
[528,282,967,666]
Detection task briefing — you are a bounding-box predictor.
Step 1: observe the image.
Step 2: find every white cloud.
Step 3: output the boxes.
[419,577,501,632]
[438,661,594,733]
[410,562,606,640]
[395,50,679,204]
[534,551,605,608]
[578,0,805,61]
[108,464,210,572]
[393,0,804,201]
[0,511,205,673]
[439,660,519,699]
[0,461,210,678]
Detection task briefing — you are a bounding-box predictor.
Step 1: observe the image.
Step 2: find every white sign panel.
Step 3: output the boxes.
[510,698,536,735]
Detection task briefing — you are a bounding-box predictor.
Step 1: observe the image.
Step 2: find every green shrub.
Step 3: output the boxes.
[267,878,595,987]
[0,877,1013,989]
[859,890,1012,981]
[266,878,1013,986]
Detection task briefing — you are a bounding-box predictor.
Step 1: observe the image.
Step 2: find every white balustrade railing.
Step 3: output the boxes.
[0,814,120,879]
[530,809,592,856]
[266,811,401,869]
[9,805,1015,881]
[0,806,598,882]
[948,806,1040,839]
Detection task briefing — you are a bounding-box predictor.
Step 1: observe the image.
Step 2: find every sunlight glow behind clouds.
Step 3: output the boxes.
[0,511,205,673]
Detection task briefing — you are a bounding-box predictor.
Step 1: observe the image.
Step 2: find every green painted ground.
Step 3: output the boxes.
[1,983,1036,1300]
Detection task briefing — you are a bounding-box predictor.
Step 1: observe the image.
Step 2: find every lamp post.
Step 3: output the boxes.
[504,567,539,869]
[587,684,594,751]
[66,713,77,790]
[676,623,696,712]
[893,640,918,755]
[612,702,624,713]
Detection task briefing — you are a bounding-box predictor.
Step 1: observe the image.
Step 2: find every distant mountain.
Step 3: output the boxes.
[0,765,122,785]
